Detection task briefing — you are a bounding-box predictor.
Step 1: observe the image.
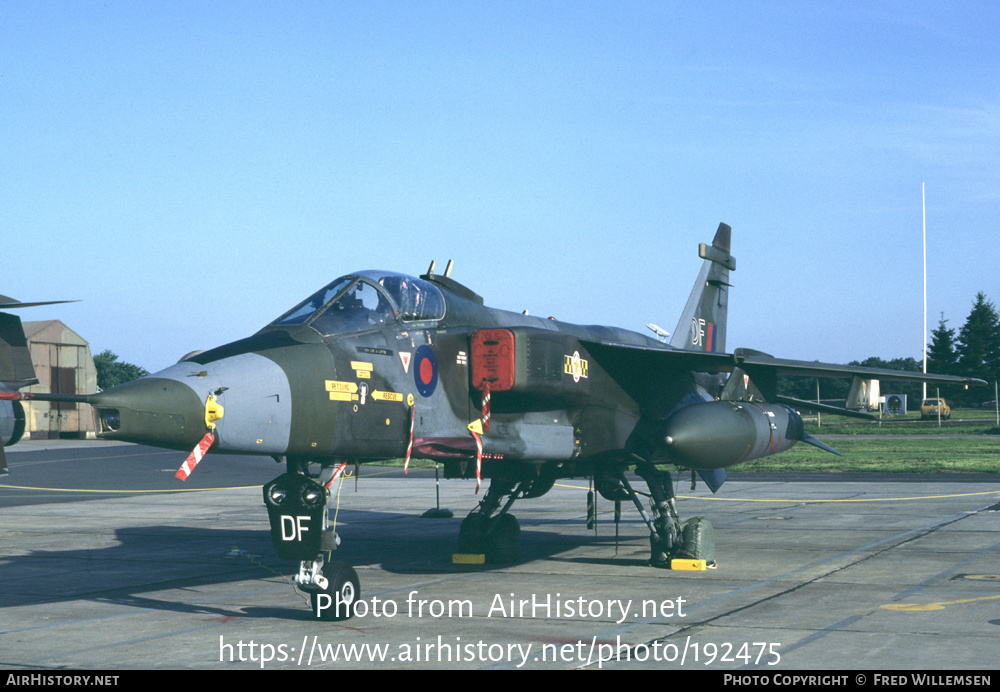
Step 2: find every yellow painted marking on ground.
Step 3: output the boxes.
[555,483,591,490]
[345,468,402,478]
[881,594,1000,611]
[5,449,180,466]
[0,467,409,493]
[553,483,998,503]
[675,491,1000,504]
[0,483,259,494]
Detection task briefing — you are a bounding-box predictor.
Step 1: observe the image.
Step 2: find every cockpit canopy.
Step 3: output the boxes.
[270,271,446,335]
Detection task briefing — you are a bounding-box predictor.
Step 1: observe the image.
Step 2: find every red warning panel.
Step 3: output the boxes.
[471,329,515,391]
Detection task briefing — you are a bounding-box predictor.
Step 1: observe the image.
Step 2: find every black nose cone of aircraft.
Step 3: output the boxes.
[91,376,207,451]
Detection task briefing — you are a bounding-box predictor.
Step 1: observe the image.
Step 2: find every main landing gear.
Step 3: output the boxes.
[262,460,359,620]
[597,460,711,567]
[457,473,555,563]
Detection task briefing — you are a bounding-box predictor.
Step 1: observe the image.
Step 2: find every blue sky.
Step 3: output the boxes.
[4,1,998,372]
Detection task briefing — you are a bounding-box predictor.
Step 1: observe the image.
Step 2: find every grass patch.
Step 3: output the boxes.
[736,436,1000,474]
[804,408,1000,436]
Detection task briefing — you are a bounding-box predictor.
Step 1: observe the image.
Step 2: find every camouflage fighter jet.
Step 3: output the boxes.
[0,225,984,619]
[0,295,79,475]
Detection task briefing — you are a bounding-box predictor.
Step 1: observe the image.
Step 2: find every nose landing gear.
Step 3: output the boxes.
[263,462,359,620]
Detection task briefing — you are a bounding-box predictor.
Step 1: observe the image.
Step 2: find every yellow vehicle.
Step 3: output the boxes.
[921,398,951,420]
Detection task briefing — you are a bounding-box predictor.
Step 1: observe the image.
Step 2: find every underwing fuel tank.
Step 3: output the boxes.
[662,401,804,469]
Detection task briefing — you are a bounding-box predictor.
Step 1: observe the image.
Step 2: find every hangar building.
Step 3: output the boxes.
[21,320,98,439]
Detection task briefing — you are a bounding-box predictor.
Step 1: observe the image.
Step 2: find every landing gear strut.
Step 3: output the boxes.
[263,459,359,620]
[604,461,684,567]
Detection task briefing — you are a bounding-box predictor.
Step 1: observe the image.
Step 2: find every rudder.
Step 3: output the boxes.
[670,223,735,353]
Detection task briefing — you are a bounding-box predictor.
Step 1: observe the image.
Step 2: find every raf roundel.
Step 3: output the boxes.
[413,345,438,398]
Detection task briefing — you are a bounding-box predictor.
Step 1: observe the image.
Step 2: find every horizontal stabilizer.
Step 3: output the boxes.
[0,391,92,404]
[776,395,876,421]
[801,434,843,457]
[0,299,78,310]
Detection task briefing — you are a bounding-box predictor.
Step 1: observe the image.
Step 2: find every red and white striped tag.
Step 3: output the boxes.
[403,405,415,474]
[470,430,483,494]
[326,461,348,489]
[479,380,491,433]
[175,432,214,481]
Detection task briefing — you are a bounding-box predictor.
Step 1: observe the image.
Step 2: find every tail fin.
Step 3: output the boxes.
[0,295,75,390]
[670,223,734,353]
[0,312,38,389]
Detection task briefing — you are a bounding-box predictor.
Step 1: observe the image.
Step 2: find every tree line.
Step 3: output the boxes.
[778,292,1000,409]
[93,350,149,390]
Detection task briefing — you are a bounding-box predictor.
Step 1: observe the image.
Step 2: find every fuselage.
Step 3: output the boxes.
[90,270,662,468]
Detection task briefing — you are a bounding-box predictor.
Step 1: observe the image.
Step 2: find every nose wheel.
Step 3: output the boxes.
[309,561,360,621]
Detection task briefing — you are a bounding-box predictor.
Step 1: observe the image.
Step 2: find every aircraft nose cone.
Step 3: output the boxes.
[91,376,207,450]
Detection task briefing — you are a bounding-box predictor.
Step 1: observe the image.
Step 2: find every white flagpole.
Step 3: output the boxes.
[922,182,927,404]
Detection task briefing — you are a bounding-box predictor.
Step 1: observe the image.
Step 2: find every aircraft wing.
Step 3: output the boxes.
[732,351,985,387]
[580,339,986,407]
[580,339,738,375]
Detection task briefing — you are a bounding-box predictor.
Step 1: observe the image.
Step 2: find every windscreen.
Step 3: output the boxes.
[270,272,445,335]
[271,277,393,334]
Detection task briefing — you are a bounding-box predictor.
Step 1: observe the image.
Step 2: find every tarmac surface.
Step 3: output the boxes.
[2,440,999,671]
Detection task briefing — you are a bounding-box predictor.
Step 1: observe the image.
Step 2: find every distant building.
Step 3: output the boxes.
[22,320,98,439]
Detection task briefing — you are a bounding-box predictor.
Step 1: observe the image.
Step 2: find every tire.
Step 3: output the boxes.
[458,513,487,553]
[310,562,360,621]
[486,514,521,564]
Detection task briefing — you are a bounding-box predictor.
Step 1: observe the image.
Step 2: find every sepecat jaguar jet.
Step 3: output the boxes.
[1,224,984,619]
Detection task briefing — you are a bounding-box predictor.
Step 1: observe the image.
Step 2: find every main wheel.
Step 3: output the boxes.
[458,512,488,553]
[648,518,678,568]
[486,514,521,564]
[310,562,360,621]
